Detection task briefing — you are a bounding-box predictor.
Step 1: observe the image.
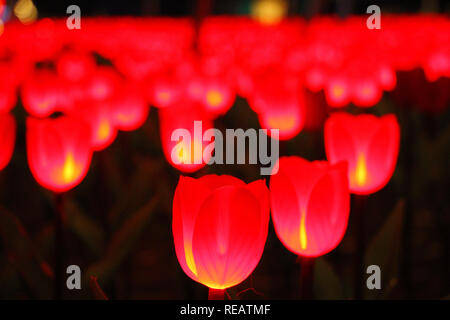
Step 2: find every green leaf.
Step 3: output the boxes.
[65,198,106,257]
[0,264,23,299]
[0,206,53,299]
[108,157,166,230]
[313,257,344,299]
[364,199,405,299]
[33,198,106,258]
[85,195,159,286]
[34,223,55,259]
[89,276,109,300]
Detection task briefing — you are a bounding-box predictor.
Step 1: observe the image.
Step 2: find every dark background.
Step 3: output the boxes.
[32,0,450,16]
[0,0,449,300]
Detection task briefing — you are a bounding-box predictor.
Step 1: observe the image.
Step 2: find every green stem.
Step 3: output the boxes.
[208,288,224,300]
[299,257,315,299]
[353,194,368,300]
[54,193,65,300]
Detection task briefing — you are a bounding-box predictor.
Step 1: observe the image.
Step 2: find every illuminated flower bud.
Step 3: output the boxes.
[111,85,149,131]
[173,175,270,289]
[56,51,96,82]
[270,156,350,257]
[250,72,304,140]
[26,116,93,193]
[325,112,400,195]
[69,100,118,151]
[159,103,213,173]
[201,79,235,117]
[22,70,62,118]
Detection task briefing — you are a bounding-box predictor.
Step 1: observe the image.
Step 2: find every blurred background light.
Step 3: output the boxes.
[13,0,37,24]
[251,0,287,25]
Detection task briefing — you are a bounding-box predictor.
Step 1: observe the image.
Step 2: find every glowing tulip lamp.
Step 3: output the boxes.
[26,116,94,193]
[250,74,305,140]
[270,156,350,257]
[69,100,118,151]
[22,70,62,118]
[159,103,213,173]
[270,156,350,298]
[0,83,17,114]
[202,82,235,117]
[324,112,400,299]
[27,116,94,298]
[324,113,400,195]
[111,87,149,131]
[173,175,270,299]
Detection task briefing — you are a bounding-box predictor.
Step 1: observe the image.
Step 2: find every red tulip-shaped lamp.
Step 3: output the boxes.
[0,82,17,114]
[324,113,400,195]
[325,78,351,108]
[56,51,96,82]
[0,113,16,171]
[324,112,400,299]
[173,175,270,299]
[111,86,149,131]
[26,115,94,298]
[69,100,118,151]
[148,76,181,109]
[256,94,305,141]
[22,70,62,118]
[159,103,213,173]
[270,156,350,298]
[26,116,94,193]
[201,79,235,117]
[270,156,350,256]
[250,72,305,140]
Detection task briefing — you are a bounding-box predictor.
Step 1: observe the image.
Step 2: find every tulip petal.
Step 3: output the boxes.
[246,179,270,252]
[325,113,357,170]
[172,176,212,280]
[271,157,350,257]
[191,186,263,289]
[198,174,245,190]
[364,115,400,194]
[270,158,303,254]
[26,116,93,193]
[305,161,349,256]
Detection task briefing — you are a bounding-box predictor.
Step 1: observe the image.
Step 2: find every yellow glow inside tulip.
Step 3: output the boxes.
[206,90,223,108]
[173,139,203,165]
[268,115,296,131]
[175,141,189,164]
[97,119,111,141]
[51,152,82,186]
[184,242,198,277]
[37,101,49,110]
[354,153,368,186]
[332,85,344,98]
[116,113,134,123]
[157,91,171,102]
[217,237,227,255]
[299,209,307,250]
[62,152,77,183]
[361,86,372,96]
